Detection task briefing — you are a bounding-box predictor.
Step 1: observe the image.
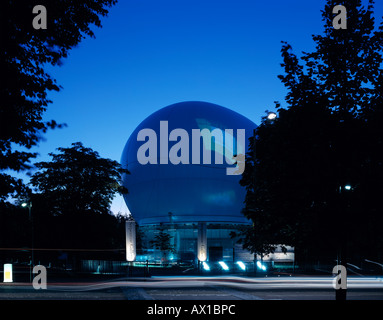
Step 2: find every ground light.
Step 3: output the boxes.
[256,261,267,271]
[202,262,210,271]
[218,261,229,271]
[236,261,246,271]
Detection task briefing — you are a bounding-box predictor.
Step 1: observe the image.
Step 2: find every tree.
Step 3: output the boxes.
[1,0,117,201]
[30,142,128,216]
[150,225,176,264]
[28,142,128,254]
[240,0,383,268]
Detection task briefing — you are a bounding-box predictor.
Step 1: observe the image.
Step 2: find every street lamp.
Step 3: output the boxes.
[267,111,277,121]
[335,183,353,300]
[250,110,278,275]
[21,201,33,281]
[21,201,32,219]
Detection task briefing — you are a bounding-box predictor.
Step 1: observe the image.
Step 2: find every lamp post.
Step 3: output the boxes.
[21,201,33,282]
[335,184,352,300]
[252,111,277,275]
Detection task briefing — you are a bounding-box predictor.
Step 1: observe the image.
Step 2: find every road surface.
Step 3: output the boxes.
[1,275,382,300]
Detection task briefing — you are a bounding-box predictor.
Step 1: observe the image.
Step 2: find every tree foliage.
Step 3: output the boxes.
[1,0,117,200]
[25,142,128,254]
[240,0,383,265]
[0,143,128,264]
[30,142,128,216]
[150,225,176,261]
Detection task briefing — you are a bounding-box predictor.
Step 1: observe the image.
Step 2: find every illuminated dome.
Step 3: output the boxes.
[121,101,256,225]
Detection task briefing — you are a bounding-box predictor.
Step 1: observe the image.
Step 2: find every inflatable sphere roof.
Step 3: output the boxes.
[121,101,256,225]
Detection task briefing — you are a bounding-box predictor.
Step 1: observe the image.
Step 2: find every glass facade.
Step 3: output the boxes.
[136,222,253,264]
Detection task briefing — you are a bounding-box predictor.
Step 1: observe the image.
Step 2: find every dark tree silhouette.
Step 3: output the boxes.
[27,142,128,258]
[240,0,383,269]
[30,142,128,216]
[1,0,117,201]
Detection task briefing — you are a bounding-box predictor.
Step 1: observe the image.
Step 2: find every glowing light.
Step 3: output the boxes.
[267,112,277,121]
[219,261,229,271]
[197,222,207,262]
[125,218,136,262]
[202,262,210,271]
[344,185,351,190]
[236,261,246,271]
[3,264,12,283]
[256,261,267,271]
[21,203,28,207]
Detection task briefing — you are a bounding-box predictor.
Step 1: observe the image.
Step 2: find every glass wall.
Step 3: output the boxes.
[137,222,247,264]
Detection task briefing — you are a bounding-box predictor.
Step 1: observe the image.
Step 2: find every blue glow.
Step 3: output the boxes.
[256,261,267,271]
[219,261,229,271]
[202,261,210,271]
[236,261,246,271]
[344,185,352,190]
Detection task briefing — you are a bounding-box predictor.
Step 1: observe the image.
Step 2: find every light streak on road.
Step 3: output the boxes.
[4,276,383,292]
